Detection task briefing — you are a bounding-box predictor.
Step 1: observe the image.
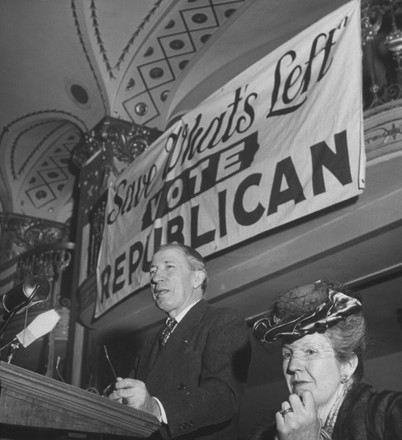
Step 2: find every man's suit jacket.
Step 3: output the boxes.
[135,299,251,440]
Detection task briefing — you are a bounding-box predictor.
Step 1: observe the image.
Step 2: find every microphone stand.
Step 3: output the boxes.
[0,311,19,364]
[6,339,21,364]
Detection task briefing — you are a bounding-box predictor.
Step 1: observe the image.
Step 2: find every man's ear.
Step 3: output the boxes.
[192,270,205,289]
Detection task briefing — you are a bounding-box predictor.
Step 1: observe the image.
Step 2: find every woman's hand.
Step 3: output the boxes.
[275,391,321,440]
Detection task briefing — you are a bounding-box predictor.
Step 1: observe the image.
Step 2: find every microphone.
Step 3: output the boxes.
[6,309,60,363]
[16,309,60,348]
[2,276,50,315]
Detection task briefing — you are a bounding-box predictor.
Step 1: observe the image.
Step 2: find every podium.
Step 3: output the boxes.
[0,361,160,438]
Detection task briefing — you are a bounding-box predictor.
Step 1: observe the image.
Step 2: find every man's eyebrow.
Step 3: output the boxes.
[150,259,177,267]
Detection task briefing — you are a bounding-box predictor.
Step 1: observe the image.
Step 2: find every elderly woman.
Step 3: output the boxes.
[251,280,402,440]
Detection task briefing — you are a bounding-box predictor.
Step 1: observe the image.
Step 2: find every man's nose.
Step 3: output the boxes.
[151,268,164,283]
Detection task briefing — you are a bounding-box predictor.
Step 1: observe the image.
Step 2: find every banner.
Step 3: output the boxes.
[95,0,365,317]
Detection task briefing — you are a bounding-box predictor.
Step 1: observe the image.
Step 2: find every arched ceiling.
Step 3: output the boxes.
[0,0,350,223]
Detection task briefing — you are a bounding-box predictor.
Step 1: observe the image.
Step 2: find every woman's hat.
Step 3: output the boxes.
[253,280,362,343]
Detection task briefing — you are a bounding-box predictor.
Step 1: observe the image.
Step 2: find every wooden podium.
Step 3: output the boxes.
[0,361,160,438]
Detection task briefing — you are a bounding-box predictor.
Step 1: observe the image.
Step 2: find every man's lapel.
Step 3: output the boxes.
[144,300,209,377]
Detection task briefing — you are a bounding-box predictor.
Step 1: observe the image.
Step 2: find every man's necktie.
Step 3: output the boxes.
[159,317,177,346]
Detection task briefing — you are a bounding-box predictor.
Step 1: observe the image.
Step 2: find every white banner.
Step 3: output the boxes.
[95,0,365,318]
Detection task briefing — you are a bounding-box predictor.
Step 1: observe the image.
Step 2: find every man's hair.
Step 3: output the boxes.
[155,243,209,293]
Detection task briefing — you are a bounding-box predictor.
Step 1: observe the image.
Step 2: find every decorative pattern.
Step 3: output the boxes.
[159,317,178,346]
[1,110,87,171]
[369,82,402,107]
[362,0,402,109]
[88,0,164,79]
[72,116,161,169]
[10,121,64,180]
[117,0,246,127]
[17,246,73,282]
[76,0,245,128]
[0,110,87,222]
[73,117,161,221]
[0,211,70,264]
[71,0,108,114]
[87,191,107,276]
[20,126,81,212]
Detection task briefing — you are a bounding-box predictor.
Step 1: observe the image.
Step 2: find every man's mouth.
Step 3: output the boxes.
[154,288,169,296]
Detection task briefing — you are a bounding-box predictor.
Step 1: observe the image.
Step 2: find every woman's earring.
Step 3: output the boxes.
[340,375,348,384]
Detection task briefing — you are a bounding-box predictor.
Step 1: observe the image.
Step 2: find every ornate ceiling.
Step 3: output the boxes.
[0,0,247,223]
[0,0,351,225]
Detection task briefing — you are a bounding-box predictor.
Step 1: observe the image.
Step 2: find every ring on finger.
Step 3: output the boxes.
[280,407,293,416]
[122,397,129,405]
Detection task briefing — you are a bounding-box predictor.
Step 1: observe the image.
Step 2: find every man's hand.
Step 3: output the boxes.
[275,391,321,440]
[109,378,161,419]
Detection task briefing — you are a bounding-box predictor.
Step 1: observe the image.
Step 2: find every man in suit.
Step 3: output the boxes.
[109,243,251,439]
